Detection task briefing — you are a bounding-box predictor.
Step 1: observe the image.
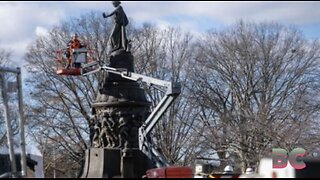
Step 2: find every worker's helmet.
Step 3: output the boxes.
[224,165,233,172]
[245,167,253,174]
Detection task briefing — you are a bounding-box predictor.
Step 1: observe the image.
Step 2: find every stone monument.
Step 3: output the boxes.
[80,1,155,178]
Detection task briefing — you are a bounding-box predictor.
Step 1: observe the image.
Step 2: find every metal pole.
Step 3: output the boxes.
[17,68,27,177]
[53,147,56,178]
[0,73,17,177]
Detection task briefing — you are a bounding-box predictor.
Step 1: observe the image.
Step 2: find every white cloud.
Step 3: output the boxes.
[35,26,49,37]
[1,2,318,43]
[0,2,64,42]
[119,1,320,35]
[0,38,32,65]
[63,1,106,10]
[0,1,319,66]
[121,1,320,27]
[0,2,65,65]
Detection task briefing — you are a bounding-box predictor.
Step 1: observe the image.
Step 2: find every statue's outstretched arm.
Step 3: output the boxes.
[103,6,120,18]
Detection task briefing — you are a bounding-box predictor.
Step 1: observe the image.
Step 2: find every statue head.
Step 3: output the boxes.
[112,1,121,7]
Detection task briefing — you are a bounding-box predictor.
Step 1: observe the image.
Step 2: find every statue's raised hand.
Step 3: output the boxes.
[103,12,107,18]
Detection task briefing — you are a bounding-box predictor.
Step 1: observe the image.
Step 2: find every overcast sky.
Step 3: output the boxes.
[0,1,320,67]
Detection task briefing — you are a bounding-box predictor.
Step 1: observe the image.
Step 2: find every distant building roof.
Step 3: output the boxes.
[0,144,42,157]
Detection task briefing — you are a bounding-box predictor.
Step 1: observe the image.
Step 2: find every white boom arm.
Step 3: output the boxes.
[89,65,181,167]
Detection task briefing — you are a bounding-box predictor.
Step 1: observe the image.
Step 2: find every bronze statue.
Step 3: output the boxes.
[103,1,129,53]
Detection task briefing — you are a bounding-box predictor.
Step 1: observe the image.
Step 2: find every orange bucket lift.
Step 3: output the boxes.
[55,38,95,76]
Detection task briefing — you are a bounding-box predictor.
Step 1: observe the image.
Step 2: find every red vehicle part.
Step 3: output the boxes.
[55,48,94,76]
[145,167,193,178]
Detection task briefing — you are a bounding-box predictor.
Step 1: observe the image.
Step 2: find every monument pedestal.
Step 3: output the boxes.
[80,51,156,178]
[81,148,155,178]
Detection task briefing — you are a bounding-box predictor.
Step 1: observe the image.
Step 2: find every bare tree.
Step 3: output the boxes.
[24,12,112,177]
[0,48,11,146]
[0,48,20,147]
[0,49,11,65]
[188,21,320,172]
[132,23,203,166]
[25,10,320,176]
[24,13,202,175]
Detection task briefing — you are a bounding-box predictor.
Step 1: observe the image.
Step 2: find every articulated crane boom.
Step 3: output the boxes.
[83,64,181,168]
[58,45,192,177]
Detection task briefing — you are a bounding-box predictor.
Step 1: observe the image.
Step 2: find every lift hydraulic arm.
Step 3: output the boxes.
[89,65,181,167]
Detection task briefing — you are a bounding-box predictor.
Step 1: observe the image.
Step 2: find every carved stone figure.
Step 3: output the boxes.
[92,122,101,148]
[103,1,129,52]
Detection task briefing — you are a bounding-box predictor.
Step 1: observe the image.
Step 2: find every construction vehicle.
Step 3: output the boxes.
[54,37,192,178]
